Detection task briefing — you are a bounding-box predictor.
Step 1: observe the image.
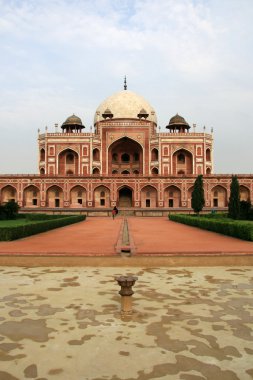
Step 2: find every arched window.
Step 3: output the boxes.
[121,153,130,162]
[112,170,118,174]
[206,167,211,175]
[151,148,158,161]
[40,168,45,175]
[206,149,211,161]
[40,149,45,161]
[66,169,73,175]
[133,170,139,174]
[122,170,130,174]
[178,170,185,174]
[93,148,100,161]
[178,153,185,163]
[151,167,158,175]
[93,168,100,175]
[112,153,118,162]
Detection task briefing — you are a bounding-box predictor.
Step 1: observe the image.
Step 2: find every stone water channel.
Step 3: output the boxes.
[0,266,252,380]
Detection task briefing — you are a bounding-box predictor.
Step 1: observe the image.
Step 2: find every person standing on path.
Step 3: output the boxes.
[112,206,118,219]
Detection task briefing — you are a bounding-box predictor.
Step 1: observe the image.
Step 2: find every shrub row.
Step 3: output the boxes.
[24,213,70,221]
[169,214,253,241]
[0,215,86,241]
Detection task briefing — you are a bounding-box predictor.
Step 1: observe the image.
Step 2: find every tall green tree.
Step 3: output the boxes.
[228,175,240,219]
[191,175,205,214]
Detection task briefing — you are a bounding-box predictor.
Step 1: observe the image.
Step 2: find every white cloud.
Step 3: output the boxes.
[0,0,252,173]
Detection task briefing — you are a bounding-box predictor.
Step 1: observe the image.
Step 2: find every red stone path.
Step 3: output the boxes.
[0,216,252,257]
[128,217,253,255]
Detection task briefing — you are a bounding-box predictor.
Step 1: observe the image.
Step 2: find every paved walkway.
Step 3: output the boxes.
[0,217,252,257]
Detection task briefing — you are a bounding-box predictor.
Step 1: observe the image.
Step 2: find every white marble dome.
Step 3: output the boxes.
[94,90,157,124]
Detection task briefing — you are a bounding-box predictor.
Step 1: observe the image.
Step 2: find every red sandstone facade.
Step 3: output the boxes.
[0,89,252,214]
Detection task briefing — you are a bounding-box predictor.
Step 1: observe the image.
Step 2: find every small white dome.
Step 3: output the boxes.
[94,90,157,124]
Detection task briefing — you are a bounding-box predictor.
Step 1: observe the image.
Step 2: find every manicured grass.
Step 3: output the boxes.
[169,214,253,241]
[0,219,31,227]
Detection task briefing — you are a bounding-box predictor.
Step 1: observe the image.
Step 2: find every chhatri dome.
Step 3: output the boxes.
[94,82,157,125]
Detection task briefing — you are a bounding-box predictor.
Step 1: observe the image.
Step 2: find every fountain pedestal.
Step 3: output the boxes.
[115,275,138,314]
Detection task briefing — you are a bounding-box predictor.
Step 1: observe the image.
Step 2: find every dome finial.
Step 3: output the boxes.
[124,76,127,90]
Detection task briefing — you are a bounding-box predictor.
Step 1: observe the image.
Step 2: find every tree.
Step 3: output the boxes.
[191,175,205,214]
[3,200,20,220]
[228,175,240,219]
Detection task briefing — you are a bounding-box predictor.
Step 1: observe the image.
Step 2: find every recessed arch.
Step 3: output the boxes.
[151,148,158,161]
[206,148,211,161]
[94,185,110,207]
[164,185,181,208]
[211,185,227,207]
[140,185,157,208]
[118,186,133,207]
[172,148,193,175]
[46,185,63,208]
[40,148,45,161]
[1,185,17,204]
[58,148,79,175]
[93,148,100,161]
[239,185,250,201]
[108,136,143,175]
[151,167,159,175]
[70,185,87,207]
[206,167,211,175]
[23,185,40,207]
[93,167,100,175]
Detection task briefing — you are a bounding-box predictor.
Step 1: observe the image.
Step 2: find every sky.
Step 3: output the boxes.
[0,0,253,174]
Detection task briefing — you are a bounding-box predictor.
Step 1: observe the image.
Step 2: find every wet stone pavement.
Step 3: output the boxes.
[0,267,252,380]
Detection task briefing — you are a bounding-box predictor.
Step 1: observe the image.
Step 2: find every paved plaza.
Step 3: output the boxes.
[0,217,252,379]
[0,266,253,380]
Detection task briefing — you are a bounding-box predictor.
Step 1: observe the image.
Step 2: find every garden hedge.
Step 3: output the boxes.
[169,214,253,241]
[0,215,86,241]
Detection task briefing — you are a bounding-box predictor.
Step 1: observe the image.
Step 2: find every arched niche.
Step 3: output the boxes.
[23,185,40,207]
[118,186,133,207]
[46,185,63,208]
[58,149,79,175]
[70,185,86,207]
[93,148,100,161]
[211,185,227,207]
[93,168,100,175]
[151,148,158,161]
[206,148,211,161]
[151,167,159,175]
[40,148,45,161]
[140,185,157,208]
[1,185,17,203]
[94,185,110,207]
[172,149,193,175]
[239,185,250,201]
[164,185,181,208]
[108,137,143,175]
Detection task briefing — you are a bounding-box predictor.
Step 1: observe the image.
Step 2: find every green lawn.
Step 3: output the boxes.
[0,219,31,227]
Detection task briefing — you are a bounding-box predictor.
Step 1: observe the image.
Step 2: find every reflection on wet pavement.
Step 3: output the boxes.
[0,266,252,379]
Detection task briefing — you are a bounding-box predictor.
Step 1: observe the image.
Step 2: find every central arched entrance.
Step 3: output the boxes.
[108,137,143,174]
[118,187,133,207]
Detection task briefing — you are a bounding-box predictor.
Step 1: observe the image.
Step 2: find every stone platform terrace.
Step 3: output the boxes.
[0,217,252,267]
[0,266,252,380]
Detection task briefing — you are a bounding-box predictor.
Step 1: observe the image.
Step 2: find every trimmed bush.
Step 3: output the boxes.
[0,215,86,241]
[169,214,253,241]
[25,214,69,221]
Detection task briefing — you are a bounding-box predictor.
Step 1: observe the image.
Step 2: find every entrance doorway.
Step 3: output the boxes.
[119,187,132,207]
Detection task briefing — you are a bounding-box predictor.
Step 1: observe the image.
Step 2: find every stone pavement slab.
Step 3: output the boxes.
[0,266,252,380]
